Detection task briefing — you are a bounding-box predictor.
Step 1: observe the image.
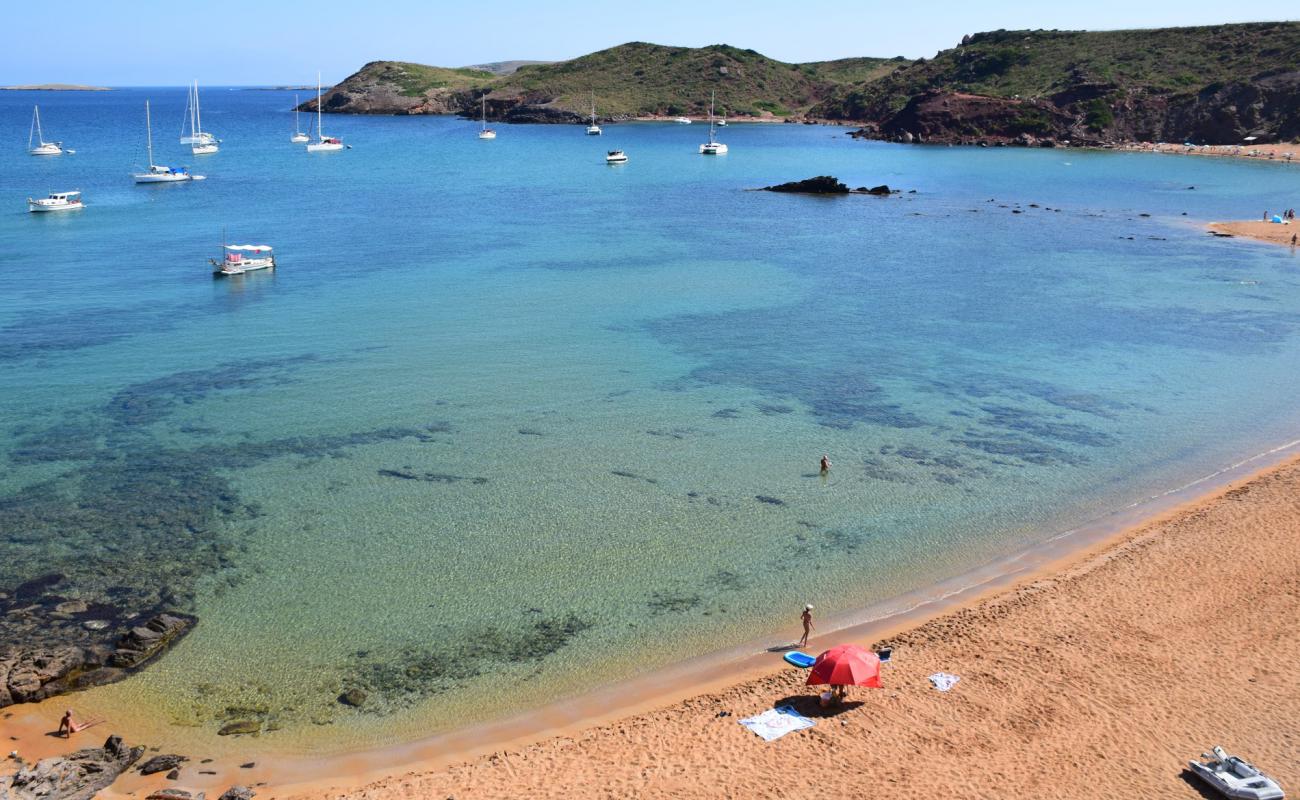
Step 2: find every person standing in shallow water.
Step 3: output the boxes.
[798,604,815,647]
[820,454,832,474]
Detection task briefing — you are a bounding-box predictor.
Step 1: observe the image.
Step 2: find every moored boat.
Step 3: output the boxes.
[699,91,728,155]
[181,80,220,153]
[586,92,602,135]
[478,95,497,140]
[28,106,63,155]
[674,116,692,124]
[306,73,346,152]
[211,243,276,276]
[27,190,83,212]
[291,93,309,143]
[134,101,196,183]
[605,149,628,164]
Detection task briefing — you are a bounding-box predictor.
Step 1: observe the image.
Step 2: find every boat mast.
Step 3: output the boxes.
[709,90,716,140]
[294,93,300,134]
[194,80,202,138]
[481,95,487,130]
[591,92,596,126]
[146,100,155,168]
[29,106,38,149]
[316,72,324,139]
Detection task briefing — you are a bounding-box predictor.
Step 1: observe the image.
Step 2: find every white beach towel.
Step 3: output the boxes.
[738,705,815,741]
[929,672,961,692]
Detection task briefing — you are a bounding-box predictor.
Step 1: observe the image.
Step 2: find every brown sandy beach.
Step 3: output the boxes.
[283,456,1298,798]
[1210,220,1300,248]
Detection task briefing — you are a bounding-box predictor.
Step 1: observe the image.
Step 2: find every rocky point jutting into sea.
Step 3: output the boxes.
[305,22,1300,146]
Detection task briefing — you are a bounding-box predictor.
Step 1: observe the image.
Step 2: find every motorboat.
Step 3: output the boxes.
[699,90,728,155]
[28,191,84,213]
[306,72,346,152]
[586,92,601,135]
[212,243,275,277]
[716,118,727,126]
[28,106,63,155]
[133,101,196,183]
[1188,747,1285,800]
[674,116,692,124]
[291,93,309,143]
[181,81,219,153]
[605,149,628,164]
[478,95,496,139]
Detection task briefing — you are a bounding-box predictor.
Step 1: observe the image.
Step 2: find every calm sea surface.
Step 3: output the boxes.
[2,87,1299,753]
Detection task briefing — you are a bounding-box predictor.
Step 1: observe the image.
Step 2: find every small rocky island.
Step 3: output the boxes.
[762,176,899,195]
[1,84,111,91]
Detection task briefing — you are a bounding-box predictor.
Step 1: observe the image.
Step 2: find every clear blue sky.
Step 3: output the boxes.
[4,0,1294,85]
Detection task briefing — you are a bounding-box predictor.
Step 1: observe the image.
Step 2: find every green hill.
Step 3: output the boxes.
[312,43,901,120]
[814,23,1300,144]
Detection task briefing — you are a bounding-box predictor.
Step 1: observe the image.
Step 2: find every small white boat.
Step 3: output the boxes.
[211,243,276,276]
[306,72,346,152]
[180,81,219,150]
[586,92,601,135]
[478,96,496,139]
[28,106,63,155]
[28,190,83,213]
[699,91,727,155]
[605,149,628,164]
[291,93,309,143]
[716,118,727,126]
[134,101,195,183]
[674,116,692,124]
[1189,747,1285,800]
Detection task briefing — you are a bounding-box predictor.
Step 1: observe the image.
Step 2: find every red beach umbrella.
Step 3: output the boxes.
[806,644,882,688]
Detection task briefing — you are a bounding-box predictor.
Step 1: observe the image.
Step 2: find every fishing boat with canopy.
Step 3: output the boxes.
[211,243,276,276]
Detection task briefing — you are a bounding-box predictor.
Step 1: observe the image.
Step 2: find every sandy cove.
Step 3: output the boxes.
[1210,220,1299,247]
[7,455,1299,799]
[263,454,1300,800]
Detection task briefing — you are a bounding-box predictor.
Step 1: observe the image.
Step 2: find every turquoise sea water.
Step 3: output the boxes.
[3,88,1299,752]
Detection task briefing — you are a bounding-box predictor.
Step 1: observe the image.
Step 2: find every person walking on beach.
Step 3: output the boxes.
[798,604,815,647]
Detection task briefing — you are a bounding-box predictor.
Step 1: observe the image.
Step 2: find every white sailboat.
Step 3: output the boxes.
[134,101,195,183]
[179,81,218,147]
[306,72,345,152]
[290,93,309,143]
[28,106,63,156]
[188,81,219,154]
[586,92,601,135]
[699,91,728,155]
[478,95,496,139]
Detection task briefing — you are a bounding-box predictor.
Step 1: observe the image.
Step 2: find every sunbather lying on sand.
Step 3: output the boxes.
[58,710,104,738]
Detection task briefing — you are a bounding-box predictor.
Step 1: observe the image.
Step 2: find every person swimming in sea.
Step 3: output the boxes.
[819,454,832,473]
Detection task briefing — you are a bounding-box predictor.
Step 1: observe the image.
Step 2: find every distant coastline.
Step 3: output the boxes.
[1,84,111,91]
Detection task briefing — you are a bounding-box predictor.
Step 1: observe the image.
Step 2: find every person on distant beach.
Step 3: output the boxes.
[1292,234,1297,246]
[819,454,832,473]
[798,604,815,647]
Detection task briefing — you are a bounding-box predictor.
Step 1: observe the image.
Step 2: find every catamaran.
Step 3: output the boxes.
[699,91,728,155]
[478,96,496,139]
[180,81,219,151]
[586,92,601,135]
[134,101,195,183]
[291,93,309,143]
[211,242,276,276]
[28,190,83,212]
[306,73,345,152]
[28,106,63,156]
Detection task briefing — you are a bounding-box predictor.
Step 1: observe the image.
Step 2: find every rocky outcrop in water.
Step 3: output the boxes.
[0,735,143,800]
[0,611,194,709]
[763,176,850,194]
[138,754,189,776]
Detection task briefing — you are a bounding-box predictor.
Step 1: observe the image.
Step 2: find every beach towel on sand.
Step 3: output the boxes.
[929,672,961,692]
[739,705,815,741]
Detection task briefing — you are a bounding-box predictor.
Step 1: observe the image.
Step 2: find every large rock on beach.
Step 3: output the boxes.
[0,735,142,800]
[218,787,255,800]
[138,754,189,775]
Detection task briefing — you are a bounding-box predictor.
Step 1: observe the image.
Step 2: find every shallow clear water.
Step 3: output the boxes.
[3,88,1299,753]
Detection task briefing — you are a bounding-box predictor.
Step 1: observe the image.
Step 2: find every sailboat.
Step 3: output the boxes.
[306,72,345,152]
[478,95,496,139]
[28,106,63,156]
[179,81,218,148]
[134,101,195,183]
[698,91,728,155]
[187,81,219,154]
[586,92,601,135]
[290,94,309,143]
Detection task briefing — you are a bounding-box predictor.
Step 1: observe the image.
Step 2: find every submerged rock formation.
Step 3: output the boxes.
[1,735,143,800]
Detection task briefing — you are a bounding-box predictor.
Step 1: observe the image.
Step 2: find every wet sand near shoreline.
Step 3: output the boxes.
[272,455,1300,799]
